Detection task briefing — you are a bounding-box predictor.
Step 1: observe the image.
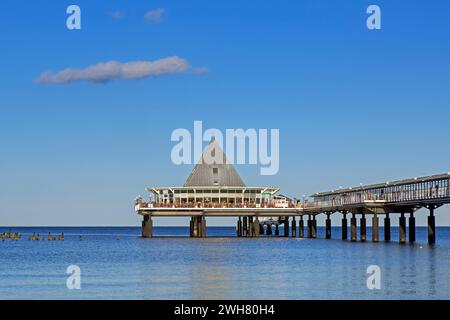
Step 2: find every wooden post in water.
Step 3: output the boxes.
[360,213,366,242]
[275,224,280,236]
[372,213,379,243]
[325,213,332,239]
[409,212,416,243]
[342,212,348,240]
[142,215,152,238]
[350,213,357,242]
[428,206,436,245]
[284,218,289,237]
[384,214,391,241]
[299,216,304,238]
[291,217,297,238]
[248,216,254,237]
[399,213,407,244]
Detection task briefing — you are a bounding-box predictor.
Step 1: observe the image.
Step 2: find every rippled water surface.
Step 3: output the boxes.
[1,227,449,300]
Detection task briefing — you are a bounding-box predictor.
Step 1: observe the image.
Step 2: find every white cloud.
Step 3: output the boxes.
[35,56,192,84]
[144,8,165,23]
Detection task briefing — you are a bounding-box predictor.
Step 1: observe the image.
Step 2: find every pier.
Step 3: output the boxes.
[135,141,450,244]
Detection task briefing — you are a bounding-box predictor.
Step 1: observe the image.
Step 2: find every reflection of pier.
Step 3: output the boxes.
[135,141,449,244]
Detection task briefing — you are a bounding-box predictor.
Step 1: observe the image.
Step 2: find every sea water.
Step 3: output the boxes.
[0,227,449,300]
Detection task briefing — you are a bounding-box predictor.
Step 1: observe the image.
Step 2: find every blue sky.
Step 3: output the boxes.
[0,0,449,226]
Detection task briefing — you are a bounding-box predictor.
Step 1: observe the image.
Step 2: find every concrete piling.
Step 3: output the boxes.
[325,213,332,239]
[428,207,436,245]
[243,217,248,237]
[360,213,366,242]
[307,215,312,238]
[399,213,407,244]
[342,212,348,240]
[291,217,297,238]
[142,215,153,238]
[193,216,199,237]
[409,212,416,243]
[284,218,289,237]
[372,214,379,242]
[237,217,242,237]
[254,217,260,238]
[350,213,357,242]
[311,215,317,239]
[267,223,272,236]
[299,216,304,238]
[384,214,391,241]
[275,224,280,236]
[201,216,207,238]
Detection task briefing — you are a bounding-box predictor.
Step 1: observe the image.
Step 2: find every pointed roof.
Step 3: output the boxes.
[184,139,246,187]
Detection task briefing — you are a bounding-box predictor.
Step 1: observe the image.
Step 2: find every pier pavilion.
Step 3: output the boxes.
[135,140,295,238]
[135,142,450,244]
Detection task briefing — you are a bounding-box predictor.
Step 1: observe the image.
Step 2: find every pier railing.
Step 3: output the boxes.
[305,173,450,210]
[136,173,450,213]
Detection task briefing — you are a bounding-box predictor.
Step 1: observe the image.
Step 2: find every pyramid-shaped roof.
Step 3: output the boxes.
[184,139,246,187]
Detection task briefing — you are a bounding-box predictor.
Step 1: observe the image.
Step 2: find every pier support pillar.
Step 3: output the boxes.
[307,216,312,238]
[311,215,317,239]
[190,218,194,237]
[360,214,366,242]
[243,217,248,237]
[248,217,254,237]
[384,214,391,242]
[284,218,289,237]
[372,214,379,243]
[299,216,304,238]
[193,216,199,237]
[325,213,332,239]
[291,217,297,238]
[237,217,242,237]
[201,216,207,238]
[275,224,280,236]
[266,224,272,236]
[195,216,205,238]
[142,215,152,238]
[399,213,407,244]
[254,217,260,238]
[428,207,436,245]
[409,213,416,243]
[342,212,348,240]
[350,213,357,242]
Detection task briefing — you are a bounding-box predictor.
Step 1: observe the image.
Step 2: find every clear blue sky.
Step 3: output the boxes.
[1,0,449,226]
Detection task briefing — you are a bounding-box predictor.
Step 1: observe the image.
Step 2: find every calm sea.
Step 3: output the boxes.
[0,226,449,300]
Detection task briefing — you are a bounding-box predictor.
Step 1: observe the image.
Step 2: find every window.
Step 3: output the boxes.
[213,167,218,175]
